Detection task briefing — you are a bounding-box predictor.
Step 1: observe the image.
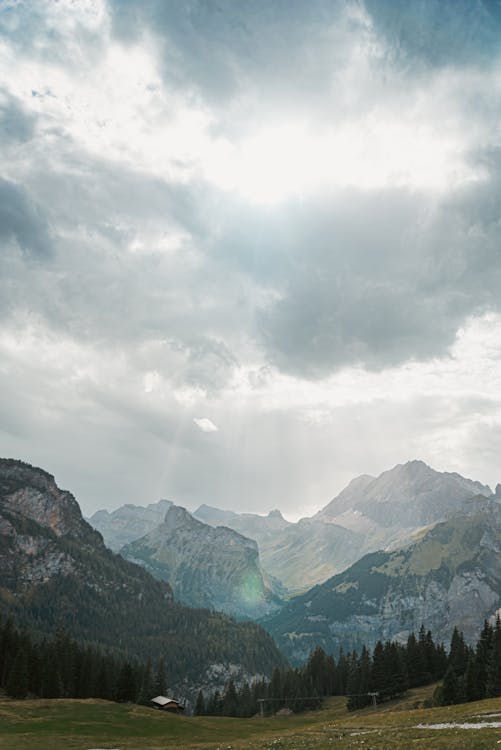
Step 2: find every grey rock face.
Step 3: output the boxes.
[264,505,501,663]
[0,459,85,539]
[121,504,281,619]
[196,462,494,595]
[318,460,491,526]
[315,460,492,551]
[0,458,171,600]
[194,505,363,594]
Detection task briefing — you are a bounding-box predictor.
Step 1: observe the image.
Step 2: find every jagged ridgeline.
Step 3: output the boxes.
[0,459,286,692]
[263,497,501,663]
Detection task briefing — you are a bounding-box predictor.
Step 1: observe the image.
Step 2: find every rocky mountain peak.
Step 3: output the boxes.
[268,509,284,520]
[121,503,277,618]
[0,458,87,539]
[87,497,173,551]
[161,503,197,531]
[316,459,492,537]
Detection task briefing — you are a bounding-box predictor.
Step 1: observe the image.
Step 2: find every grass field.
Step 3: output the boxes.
[1,686,501,750]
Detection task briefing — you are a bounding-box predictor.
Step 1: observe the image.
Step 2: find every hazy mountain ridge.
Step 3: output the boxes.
[87,498,173,551]
[193,460,493,593]
[120,504,281,619]
[263,496,501,663]
[194,505,364,594]
[314,459,493,555]
[0,458,286,694]
[318,460,492,527]
[89,459,495,599]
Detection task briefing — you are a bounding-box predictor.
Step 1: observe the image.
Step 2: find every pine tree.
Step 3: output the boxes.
[475,619,493,700]
[137,659,154,705]
[194,690,205,716]
[6,649,29,698]
[464,654,480,702]
[347,651,367,711]
[441,665,459,705]
[448,628,469,677]
[384,641,408,699]
[153,657,167,696]
[486,616,501,698]
[95,659,111,700]
[269,666,283,701]
[116,662,137,703]
[0,619,15,687]
[222,678,238,716]
[335,648,349,694]
[370,641,386,694]
[416,625,432,684]
[239,681,252,717]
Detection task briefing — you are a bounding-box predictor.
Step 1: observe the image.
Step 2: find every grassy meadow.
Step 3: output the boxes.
[1,685,501,750]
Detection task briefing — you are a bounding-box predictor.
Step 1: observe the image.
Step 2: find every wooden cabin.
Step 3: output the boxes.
[150,695,185,713]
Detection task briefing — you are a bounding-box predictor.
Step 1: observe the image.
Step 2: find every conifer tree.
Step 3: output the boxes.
[95,660,111,700]
[441,665,459,705]
[448,628,469,676]
[194,690,205,716]
[370,641,386,694]
[346,652,362,711]
[464,653,480,702]
[116,662,137,703]
[153,657,167,696]
[222,678,238,715]
[486,616,501,698]
[136,659,153,705]
[239,681,253,717]
[6,649,29,698]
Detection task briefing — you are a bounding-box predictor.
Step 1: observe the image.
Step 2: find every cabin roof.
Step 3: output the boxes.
[151,695,181,706]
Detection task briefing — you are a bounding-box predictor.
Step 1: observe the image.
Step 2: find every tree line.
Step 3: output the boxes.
[433,617,501,706]
[2,611,500,712]
[198,624,450,716]
[0,616,168,703]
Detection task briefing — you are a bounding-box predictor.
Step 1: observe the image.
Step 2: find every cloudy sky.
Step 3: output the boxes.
[2,0,501,518]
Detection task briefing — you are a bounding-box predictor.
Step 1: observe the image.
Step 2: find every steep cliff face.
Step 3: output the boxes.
[121,504,281,618]
[264,499,501,664]
[87,498,172,551]
[194,505,363,595]
[0,458,286,693]
[0,459,109,591]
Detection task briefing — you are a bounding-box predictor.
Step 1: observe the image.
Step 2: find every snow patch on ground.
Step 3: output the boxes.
[416,722,501,729]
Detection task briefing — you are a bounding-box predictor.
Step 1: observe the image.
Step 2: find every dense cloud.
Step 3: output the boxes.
[0,178,51,257]
[365,0,501,68]
[1,0,501,513]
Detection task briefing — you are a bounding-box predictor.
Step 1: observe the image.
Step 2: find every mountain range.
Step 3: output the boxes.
[90,459,493,600]
[7,454,501,680]
[263,495,501,662]
[87,498,172,551]
[0,458,285,695]
[120,504,281,619]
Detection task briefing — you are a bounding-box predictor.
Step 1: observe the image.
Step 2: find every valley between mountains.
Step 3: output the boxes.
[88,458,501,657]
[2,456,501,702]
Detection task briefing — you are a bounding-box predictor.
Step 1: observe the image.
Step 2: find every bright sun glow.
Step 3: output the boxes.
[205,119,484,205]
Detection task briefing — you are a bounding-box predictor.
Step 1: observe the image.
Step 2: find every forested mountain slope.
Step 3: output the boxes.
[264,498,501,663]
[0,458,286,693]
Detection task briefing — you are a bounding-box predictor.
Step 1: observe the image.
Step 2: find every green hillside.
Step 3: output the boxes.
[1,689,501,750]
[263,502,501,662]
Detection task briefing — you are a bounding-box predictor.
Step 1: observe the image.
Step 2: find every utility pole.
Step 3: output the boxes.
[368,691,379,708]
